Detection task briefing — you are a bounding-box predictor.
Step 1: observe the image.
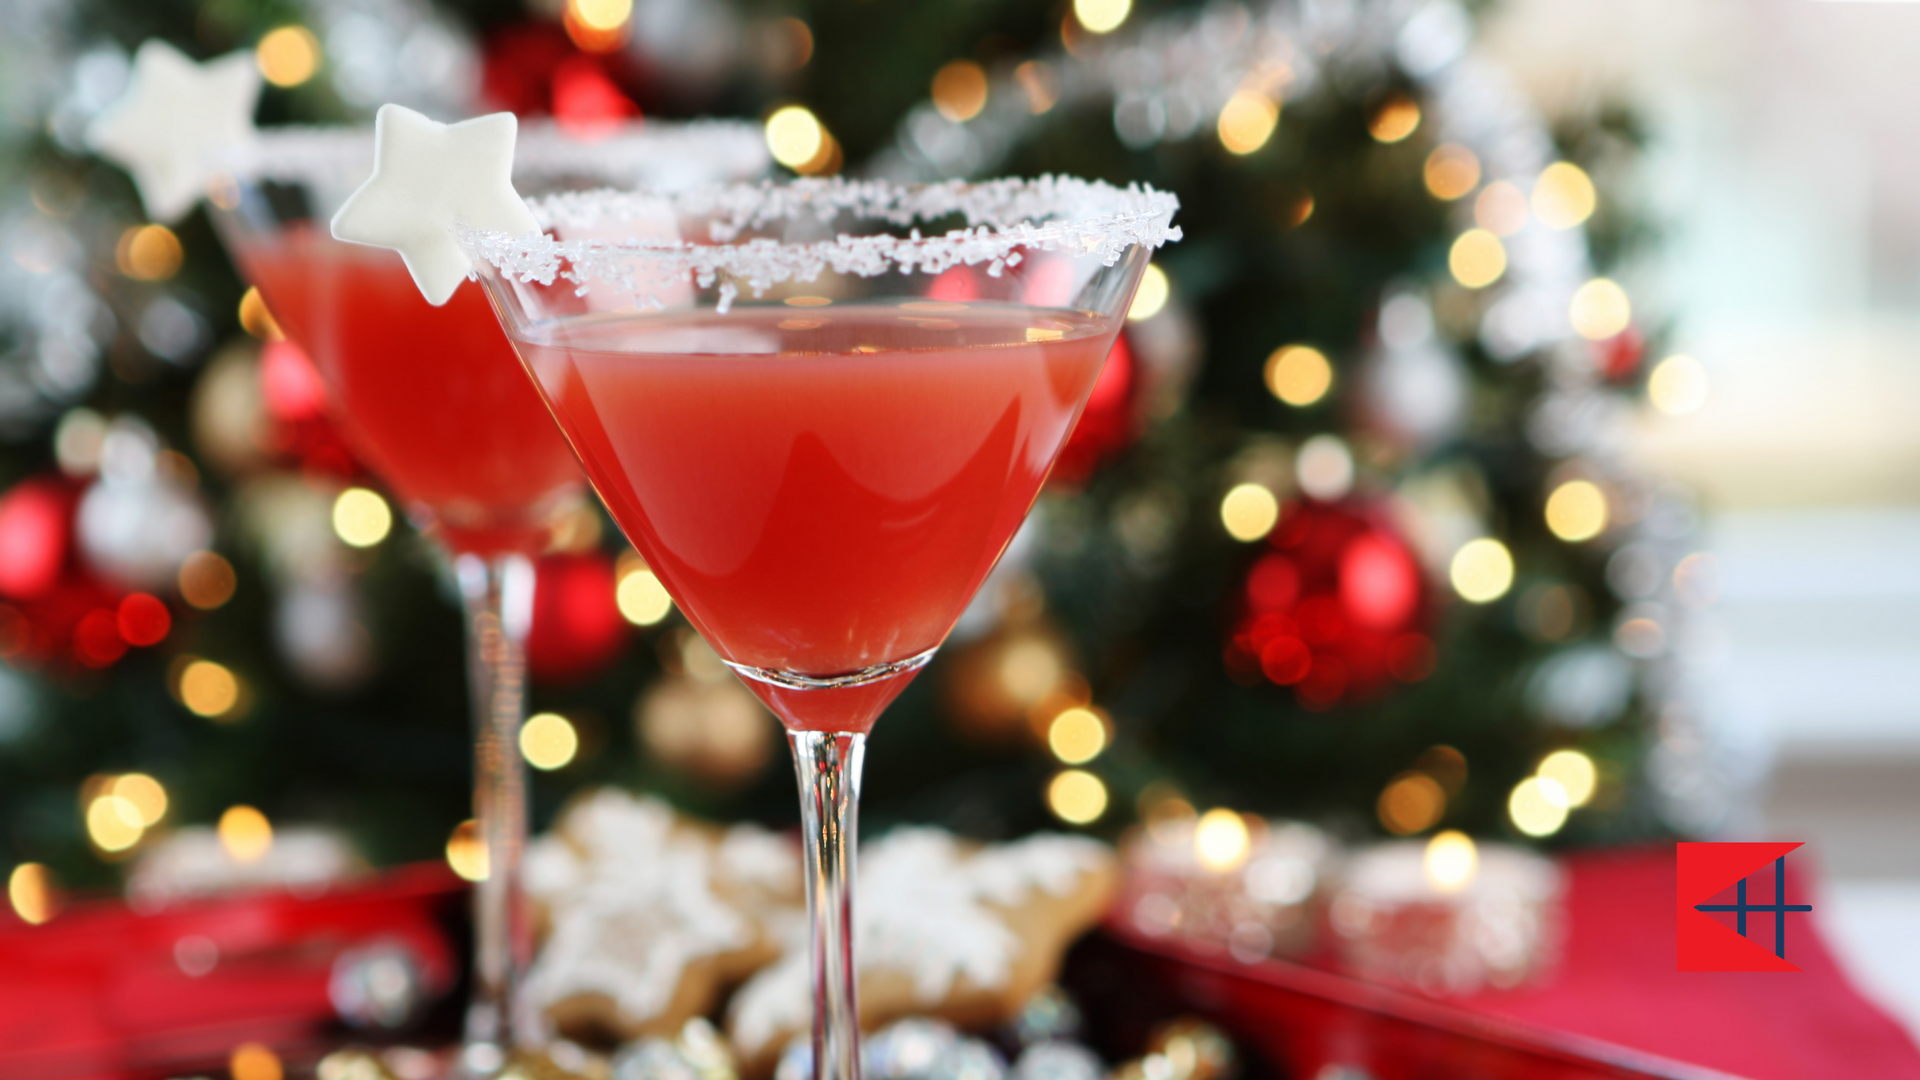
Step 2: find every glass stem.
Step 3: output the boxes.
[789,729,866,1080]
[457,552,537,1068]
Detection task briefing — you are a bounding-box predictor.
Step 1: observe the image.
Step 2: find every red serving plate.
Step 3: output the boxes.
[0,863,465,1080]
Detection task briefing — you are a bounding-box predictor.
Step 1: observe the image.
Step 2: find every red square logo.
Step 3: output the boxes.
[1676,842,1811,972]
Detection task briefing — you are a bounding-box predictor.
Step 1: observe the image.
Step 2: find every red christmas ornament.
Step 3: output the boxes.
[260,340,328,423]
[1597,325,1646,383]
[0,475,152,671]
[551,56,640,138]
[116,592,172,647]
[0,477,71,599]
[72,609,126,668]
[480,21,643,123]
[924,263,1147,487]
[926,265,983,302]
[1226,499,1433,710]
[526,551,629,685]
[482,22,580,116]
[1051,330,1139,487]
[255,339,361,481]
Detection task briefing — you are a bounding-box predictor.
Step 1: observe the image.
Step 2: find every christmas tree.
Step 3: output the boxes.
[0,0,1695,900]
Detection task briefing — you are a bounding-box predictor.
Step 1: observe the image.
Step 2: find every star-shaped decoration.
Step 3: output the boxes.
[86,40,261,224]
[330,104,540,307]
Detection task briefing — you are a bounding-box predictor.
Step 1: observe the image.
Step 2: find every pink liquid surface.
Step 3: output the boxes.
[236,228,582,555]
[514,302,1115,731]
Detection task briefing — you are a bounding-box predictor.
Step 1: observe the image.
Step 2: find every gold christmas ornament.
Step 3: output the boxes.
[637,635,776,787]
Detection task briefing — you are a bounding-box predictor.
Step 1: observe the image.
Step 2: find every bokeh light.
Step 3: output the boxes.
[1074,0,1131,34]
[1417,745,1469,796]
[1537,749,1597,808]
[1450,538,1514,604]
[116,592,171,646]
[179,551,237,610]
[113,773,168,827]
[1265,345,1333,406]
[8,863,54,924]
[230,1042,283,1080]
[1047,769,1108,824]
[1378,772,1445,835]
[1221,483,1280,542]
[520,712,579,771]
[116,224,182,281]
[447,819,489,881]
[237,287,283,341]
[1473,181,1529,237]
[1128,264,1170,321]
[219,805,273,863]
[332,487,392,548]
[1368,94,1420,143]
[54,408,106,476]
[1615,615,1665,659]
[1508,777,1569,837]
[616,561,674,626]
[1015,61,1058,114]
[1648,354,1709,415]
[74,610,126,668]
[767,17,813,72]
[998,636,1063,706]
[1569,278,1631,340]
[1424,144,1480,200]
[564,0,631,51]
[180,659,241,719]
[1673,552,1717,607]
[932,60,989,122]
[1047,706,1108,765]
[1295,434,1354,501]
[255,26,321,88]
[1448,228,1506,288]
[1545,480,1608,542]
[1424,830,1478,893]
[1531,162,1596,230]
[1218,90,1279,155]
[765,106,826,170]
[570,0,632,32]
[86,794,143,852]
[1195,808,1252,871]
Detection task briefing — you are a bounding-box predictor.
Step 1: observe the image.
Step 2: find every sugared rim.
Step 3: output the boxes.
[462,174,1182,309]
[207,119,769,190]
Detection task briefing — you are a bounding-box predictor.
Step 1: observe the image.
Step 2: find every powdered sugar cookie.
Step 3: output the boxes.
[524,789,799,1042]
[727,828,1118,1076]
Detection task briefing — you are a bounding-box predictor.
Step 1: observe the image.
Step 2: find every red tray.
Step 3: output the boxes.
[0,863,465,1080]
[1085,924,1745,1080]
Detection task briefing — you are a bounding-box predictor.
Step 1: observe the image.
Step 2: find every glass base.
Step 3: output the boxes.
[726,647,936,734]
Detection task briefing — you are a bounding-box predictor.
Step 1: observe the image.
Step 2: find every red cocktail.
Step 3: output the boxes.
[518,302,1111,731]
[237,227,579,555]
[453,174,1180,1080]
[204,121,768,1073]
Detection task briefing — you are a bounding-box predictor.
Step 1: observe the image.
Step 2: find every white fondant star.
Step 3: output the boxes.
[86,40,261,224]
[329,104,539,307]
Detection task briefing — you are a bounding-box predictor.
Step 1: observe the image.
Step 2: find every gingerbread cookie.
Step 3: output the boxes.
[726,828,1118,1076]
[523,789,801,1043]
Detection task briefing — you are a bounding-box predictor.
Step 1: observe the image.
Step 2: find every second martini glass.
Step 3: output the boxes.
[458,175,1180,1077]
[204,121,765,1069]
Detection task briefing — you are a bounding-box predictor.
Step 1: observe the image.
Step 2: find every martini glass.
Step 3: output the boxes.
[202,121,766,1071]
[458,176,1179,1079]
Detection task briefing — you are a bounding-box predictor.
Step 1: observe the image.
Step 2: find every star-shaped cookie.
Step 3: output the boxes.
[329,104,540,306]
[86,40,262,223]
